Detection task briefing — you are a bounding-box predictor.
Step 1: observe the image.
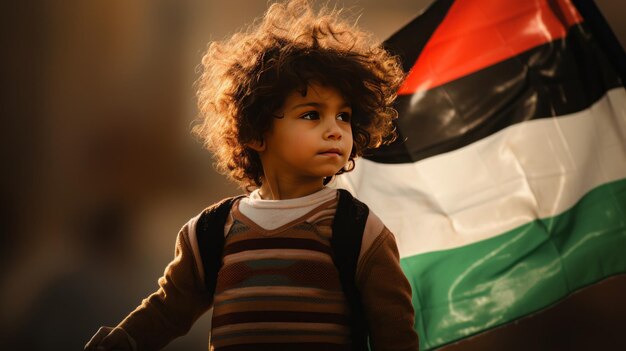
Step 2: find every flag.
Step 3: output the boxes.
[337,0,626,349]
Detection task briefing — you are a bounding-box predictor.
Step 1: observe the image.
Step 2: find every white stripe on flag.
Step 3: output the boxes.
[336,87,626,258]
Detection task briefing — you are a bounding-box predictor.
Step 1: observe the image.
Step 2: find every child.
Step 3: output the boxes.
[84,0,418,350]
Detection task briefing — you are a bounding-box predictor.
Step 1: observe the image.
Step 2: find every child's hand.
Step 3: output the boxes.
[84,326,135,351]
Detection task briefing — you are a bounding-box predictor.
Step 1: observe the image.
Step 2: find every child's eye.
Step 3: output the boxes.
[337,112,351,122]
[301,111,320,120]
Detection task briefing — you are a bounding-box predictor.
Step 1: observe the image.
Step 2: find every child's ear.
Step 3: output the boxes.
[247,138,266,152]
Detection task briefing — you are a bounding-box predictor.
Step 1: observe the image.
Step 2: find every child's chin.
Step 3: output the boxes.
[323,171,342,179]
[314,172,338,180]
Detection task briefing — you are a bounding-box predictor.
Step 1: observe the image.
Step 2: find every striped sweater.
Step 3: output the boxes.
[117,188,418,350]
[211,197,350,350]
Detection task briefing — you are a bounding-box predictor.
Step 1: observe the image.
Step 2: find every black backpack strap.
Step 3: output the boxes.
[331,189,370,351]
[195,195,244,294]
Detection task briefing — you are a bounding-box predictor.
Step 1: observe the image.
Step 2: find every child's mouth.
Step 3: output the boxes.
[319,148,342,156]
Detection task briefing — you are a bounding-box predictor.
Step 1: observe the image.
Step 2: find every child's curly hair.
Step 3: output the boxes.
[193,0,404,189]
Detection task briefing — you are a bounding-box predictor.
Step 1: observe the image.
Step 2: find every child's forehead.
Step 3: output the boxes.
[287,82,351,104]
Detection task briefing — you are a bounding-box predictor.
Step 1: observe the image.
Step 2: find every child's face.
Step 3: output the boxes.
[258,82,353,183]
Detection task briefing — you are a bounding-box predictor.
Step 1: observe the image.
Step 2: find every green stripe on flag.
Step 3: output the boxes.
[401,178,626,350]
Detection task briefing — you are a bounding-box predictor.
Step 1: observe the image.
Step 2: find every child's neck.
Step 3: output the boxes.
[258,176,325,200]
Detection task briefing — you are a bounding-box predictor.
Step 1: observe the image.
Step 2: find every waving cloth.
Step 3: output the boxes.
[337,0,626,349]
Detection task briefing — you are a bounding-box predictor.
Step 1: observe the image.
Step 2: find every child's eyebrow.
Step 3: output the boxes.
[290,102,352,110]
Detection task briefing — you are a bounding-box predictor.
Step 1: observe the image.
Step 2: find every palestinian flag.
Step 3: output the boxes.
[337,0,626,349]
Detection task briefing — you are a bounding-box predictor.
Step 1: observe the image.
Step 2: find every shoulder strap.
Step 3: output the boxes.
[331,189,370,351]
[195,195,243,294]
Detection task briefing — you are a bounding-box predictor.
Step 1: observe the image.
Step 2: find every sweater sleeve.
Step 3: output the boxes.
[117,222,213,351]
[356,214,419,351]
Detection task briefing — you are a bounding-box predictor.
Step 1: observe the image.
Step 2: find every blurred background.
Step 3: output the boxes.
[2,0,624,350]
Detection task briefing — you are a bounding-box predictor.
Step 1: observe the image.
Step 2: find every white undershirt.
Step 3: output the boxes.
[238,187,337,230]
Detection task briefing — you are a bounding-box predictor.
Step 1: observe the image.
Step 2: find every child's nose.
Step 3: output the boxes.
[323,118,342,140]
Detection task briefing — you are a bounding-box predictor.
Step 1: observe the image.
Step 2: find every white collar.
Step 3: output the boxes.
[247,187,337,209]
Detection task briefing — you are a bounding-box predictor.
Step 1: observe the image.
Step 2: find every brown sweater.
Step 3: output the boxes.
[117,191,418,350]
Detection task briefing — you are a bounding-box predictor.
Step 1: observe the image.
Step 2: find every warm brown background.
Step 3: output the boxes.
[2,1,624,350]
